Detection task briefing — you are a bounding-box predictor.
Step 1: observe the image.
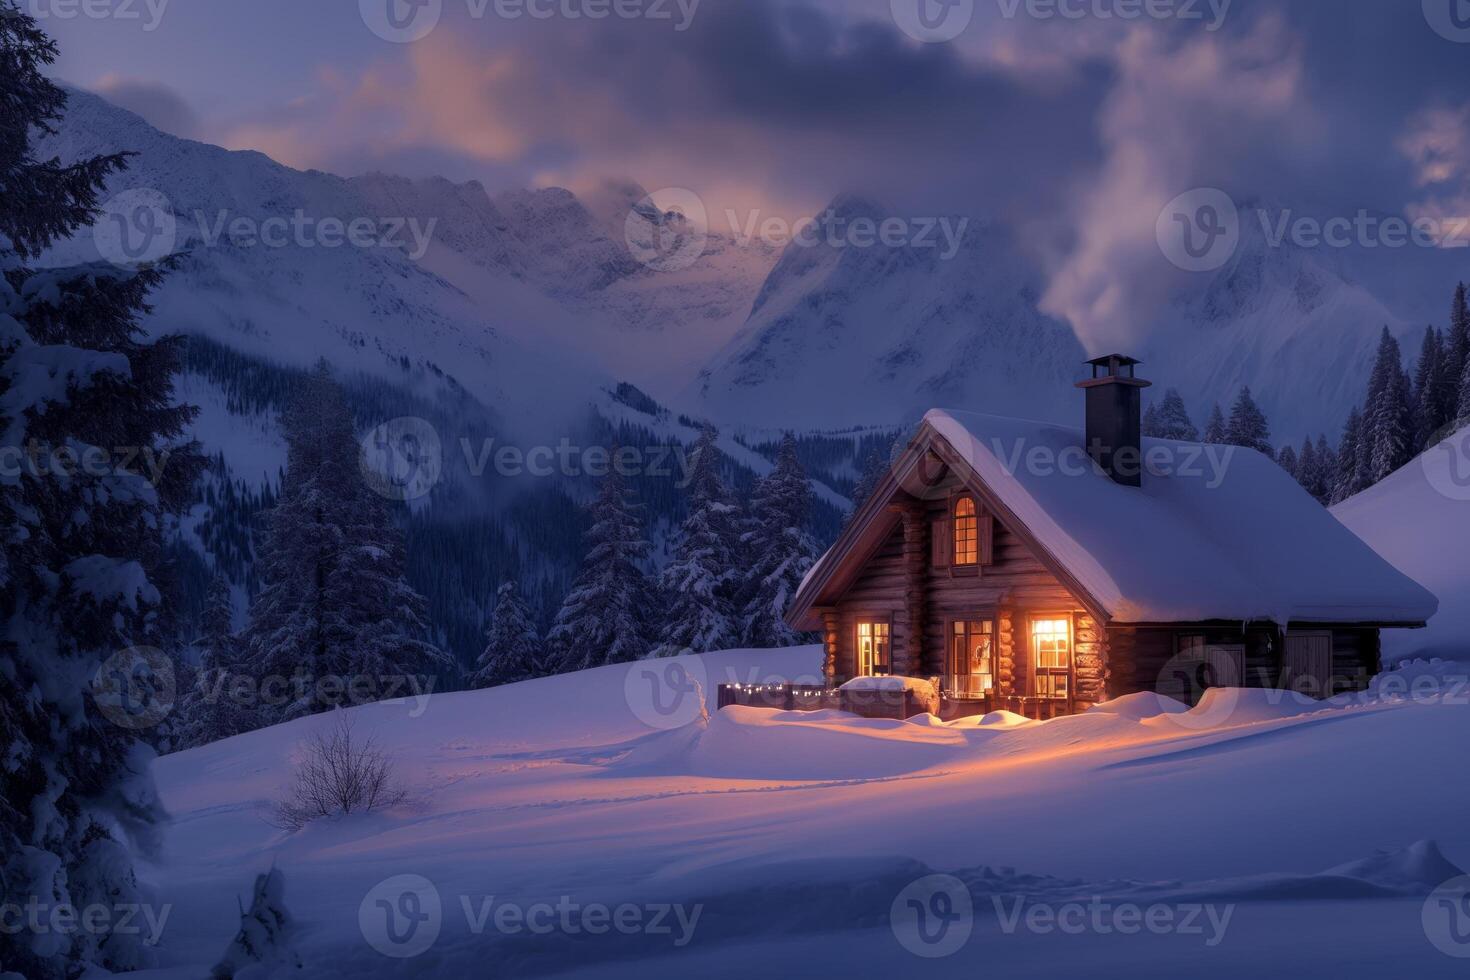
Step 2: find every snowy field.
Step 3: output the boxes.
[135,648,1470,978]
[1334,435,1470,663]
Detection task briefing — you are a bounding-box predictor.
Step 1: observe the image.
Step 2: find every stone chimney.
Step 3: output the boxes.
[1076,355,1152,488]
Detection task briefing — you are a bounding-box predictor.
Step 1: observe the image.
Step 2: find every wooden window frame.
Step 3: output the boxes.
[855,618,894,678]
[945,618,996,700]
[1028,614,1074,702]
[953,495,980,568]
[934,492,994,574]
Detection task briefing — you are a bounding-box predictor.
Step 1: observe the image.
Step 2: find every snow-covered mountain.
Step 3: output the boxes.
[693,194,1462,443]
[1138,207,1441,445]
[693,196,1089,429]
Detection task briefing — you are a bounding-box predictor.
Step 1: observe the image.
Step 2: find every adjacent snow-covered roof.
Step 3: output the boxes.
[795,409,1437,628]
[924,410,1437,625]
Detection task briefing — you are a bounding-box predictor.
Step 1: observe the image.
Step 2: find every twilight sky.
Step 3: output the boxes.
[41,0,1470,348]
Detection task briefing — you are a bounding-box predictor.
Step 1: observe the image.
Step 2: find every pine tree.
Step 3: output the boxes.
[1149,389,1199,441]
[1413,325,1446,450]
[176,576,251,748]
[1294,437,1316,493]
[1224,387,1272,455]
[1314,434,1336,502]
[1276,444,1298,480]
[653,427,741,657]
[1332,407,1368,503]
[1202,404,1228,444]
[0,10,203,974]
[740,434,821,648]
[1294,435,1331,505]
[1363,327,1414,484]
[1458,352,1470,431]
[546,454,654,672]
[1446,282,1470,423]
[1141,402,1162,438]
[241,366,449,726]
[847,444,891,519]
[470,581,543,688]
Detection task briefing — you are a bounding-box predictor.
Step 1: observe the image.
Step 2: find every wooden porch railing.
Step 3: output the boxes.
[716,684,1072,722]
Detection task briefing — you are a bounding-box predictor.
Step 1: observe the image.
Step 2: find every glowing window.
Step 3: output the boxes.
[953,496,979,566]
[1031,618,1072,700]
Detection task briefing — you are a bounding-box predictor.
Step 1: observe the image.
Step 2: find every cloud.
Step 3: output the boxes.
[92,75,201,138]
[1038,14,1320,352]
[1399,103,1470,225]
[179,0,1470,346]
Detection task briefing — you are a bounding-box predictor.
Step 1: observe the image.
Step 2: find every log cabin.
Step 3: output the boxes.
[781,356,1439,720]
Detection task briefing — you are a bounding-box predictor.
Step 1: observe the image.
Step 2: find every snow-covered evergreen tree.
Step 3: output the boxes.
[1295,436,1316,489]
[470,581,544,688]
[1202,403,1228,444]
[740,434,820,649]
[1146,389,1199,441]
[240,365,450,727]
[1314,434,1337,500]
[545,454,653,672]
[1363,327,1414,484]
[1141,402,1161,438]
[1276,444,1298,480]
[846,443,891,519]
[1332,406,1369,504]
[1224,387,1272,455]
[1458,350,1470,431]
[1446,282,1470,423]
[0,11,203,974]
[653,426,741,657]
[1293,436,1331,505]
[176,576,251,748]
[1413,325,1447,449]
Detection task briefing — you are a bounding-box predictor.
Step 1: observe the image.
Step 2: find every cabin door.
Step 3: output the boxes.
[856,622,891,677]
[1283,631,1333,699]
[945,620,994,699]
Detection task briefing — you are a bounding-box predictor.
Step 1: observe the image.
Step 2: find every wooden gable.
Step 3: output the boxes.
[787,421,1112,632]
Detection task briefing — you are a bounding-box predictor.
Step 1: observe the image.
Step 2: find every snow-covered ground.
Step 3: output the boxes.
[137,648,1470,978]
[1334,430,1470,663]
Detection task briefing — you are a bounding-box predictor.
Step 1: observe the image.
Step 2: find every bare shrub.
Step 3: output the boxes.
[273,713,406,830]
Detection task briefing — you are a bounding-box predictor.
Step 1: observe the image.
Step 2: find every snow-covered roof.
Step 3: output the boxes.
[796,409,1437,628]
[925,410,1438,625]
